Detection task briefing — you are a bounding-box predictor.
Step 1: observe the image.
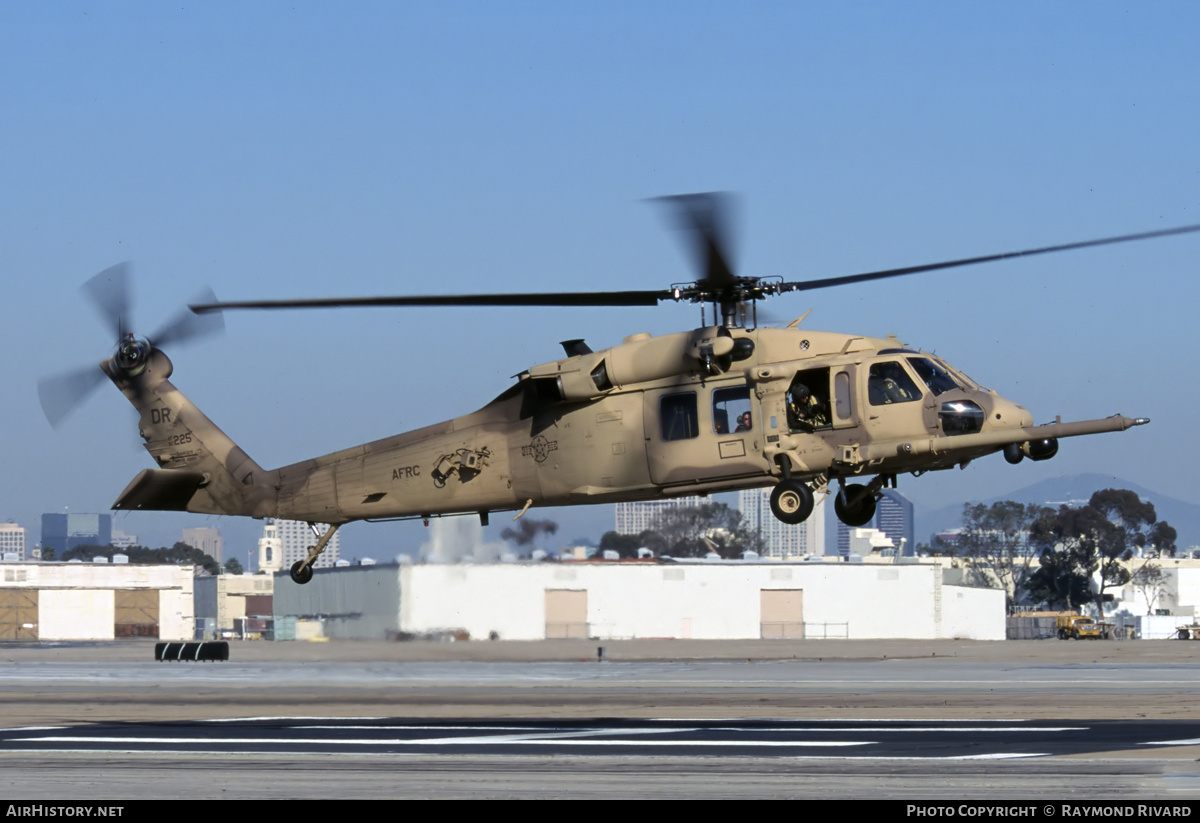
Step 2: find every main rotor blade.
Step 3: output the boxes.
[190,290,669,313]
[81,262,132,340]
[151,286,225,347]
[651,192,738,289]
[38,363,107,428]
[779,223,1200,293]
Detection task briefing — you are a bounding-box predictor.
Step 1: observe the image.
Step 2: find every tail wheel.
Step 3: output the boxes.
[290,560,314,585]
[835,483,877,527]
[770,480,814,525]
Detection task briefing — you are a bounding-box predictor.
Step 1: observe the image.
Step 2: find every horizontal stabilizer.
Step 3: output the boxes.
[112,469,206,512]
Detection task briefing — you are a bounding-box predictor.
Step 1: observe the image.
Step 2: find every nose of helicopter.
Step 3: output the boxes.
[988,393,1034,430]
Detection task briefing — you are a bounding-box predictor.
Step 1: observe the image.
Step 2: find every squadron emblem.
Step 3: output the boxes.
[522,435,558,463]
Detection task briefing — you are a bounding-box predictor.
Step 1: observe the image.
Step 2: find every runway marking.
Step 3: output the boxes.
[292,724,1083,734]
[16,734,872,748]
[3,718,1175,761]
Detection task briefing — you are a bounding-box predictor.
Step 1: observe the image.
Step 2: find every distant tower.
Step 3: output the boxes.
[257,521,283,573]
[182,527,223,564]
[262,519,340,571]
[0,523,26,561]
[738,487,825,559]
[614,496,706,535]
[836,488,914,557]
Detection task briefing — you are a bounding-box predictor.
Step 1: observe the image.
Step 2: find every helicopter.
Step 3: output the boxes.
[38,194,1200,584]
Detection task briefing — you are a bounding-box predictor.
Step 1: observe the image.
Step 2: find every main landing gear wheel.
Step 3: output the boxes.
[290,560,313,585]
[835,483,876,527]
[770,479,815,525]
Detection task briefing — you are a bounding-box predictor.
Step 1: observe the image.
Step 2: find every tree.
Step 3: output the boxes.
[223,558,244,575]
[1025,490,1174,616]
[646,502,765,559]
[598,530,663,558]
[1027,506,1113,612]
[1130,560,1168,614]
[1089,489,1176,558]
[60,542,220,575]
[948,501,1053,609]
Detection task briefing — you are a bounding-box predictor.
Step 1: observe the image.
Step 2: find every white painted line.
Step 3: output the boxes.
[17,735,873,748]
[288,723,1081,733]
[199,716,387,723]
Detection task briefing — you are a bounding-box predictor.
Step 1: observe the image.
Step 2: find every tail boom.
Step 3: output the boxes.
[105,350,277,518]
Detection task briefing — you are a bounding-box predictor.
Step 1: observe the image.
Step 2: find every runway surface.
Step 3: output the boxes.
[3,638,1200,798]
[8,717,1200,759]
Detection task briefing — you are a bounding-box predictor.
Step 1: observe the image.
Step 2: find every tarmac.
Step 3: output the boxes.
[4,638,1200,799]
[2,637,1199,724]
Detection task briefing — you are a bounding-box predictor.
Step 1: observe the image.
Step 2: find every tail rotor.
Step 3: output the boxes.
[37,264,223,428]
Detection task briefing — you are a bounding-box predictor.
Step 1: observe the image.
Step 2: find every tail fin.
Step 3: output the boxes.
[104,349,277,517]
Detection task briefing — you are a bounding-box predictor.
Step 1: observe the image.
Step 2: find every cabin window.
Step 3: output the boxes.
[660,392,699,441]
[834,371,852,420]
[712,386,752,434]
[867,361,922,406]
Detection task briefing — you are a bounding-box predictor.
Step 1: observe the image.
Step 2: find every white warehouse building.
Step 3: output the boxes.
[274,560,1003,641]
[0,563,194,641]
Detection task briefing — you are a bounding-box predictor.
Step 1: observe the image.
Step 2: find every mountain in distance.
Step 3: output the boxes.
[915,473,1200,553]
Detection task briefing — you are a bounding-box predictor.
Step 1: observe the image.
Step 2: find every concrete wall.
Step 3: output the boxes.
[399,562,981,641]
[940,584,1006,640]
[272,560,1003,642]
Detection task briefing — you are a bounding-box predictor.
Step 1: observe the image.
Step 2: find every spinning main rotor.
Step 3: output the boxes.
[188,193,1200,329]
[36,194,1200,429]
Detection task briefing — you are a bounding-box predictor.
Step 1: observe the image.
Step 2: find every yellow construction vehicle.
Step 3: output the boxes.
[1056,612,1103,640]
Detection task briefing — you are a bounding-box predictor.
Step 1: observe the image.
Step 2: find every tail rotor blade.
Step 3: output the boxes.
[81,262,132,340]
[38,363,107,428]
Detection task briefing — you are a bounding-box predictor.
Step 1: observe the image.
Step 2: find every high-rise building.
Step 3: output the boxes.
[259,519,340,572]
[40,513,111,555]
[875,489,914,556]
[182,527,223,563]
[0,523,26,560]
[836,488,914,557]
[614,496,705,535]
[738,487,825,559]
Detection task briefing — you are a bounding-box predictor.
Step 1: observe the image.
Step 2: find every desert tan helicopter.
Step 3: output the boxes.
[39,194,1200,584]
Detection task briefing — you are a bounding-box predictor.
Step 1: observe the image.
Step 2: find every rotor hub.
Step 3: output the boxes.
[114,334,152,376]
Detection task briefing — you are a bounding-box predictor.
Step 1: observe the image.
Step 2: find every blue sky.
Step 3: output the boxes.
[4,2,1200,563]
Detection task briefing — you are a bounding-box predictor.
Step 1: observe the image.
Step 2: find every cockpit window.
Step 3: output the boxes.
[934,356,983,391]
[867,361,921,406]
[907,357,962,396]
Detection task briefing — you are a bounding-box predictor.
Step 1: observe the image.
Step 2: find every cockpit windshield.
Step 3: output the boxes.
[933,356,984,391]
[906,357,964,396]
